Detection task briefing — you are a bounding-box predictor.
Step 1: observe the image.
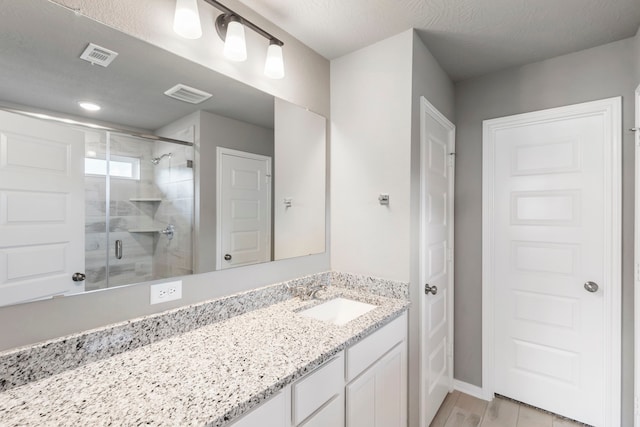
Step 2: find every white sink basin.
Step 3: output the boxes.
[299,297,377,326]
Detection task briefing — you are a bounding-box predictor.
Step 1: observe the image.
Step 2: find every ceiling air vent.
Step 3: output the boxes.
[80,43,119,67]
[164,84,213,104]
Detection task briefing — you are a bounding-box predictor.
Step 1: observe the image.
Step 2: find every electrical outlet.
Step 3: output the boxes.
[150,280,182,305]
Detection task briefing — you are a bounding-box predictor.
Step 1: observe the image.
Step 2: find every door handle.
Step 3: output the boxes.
[72,272,86,282]
[224,254,232,261]
[115,240,123,259]
[425,284,438,295]
[584,281,599,293]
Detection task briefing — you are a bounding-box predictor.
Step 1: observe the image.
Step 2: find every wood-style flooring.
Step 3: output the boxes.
[429,391,587,427]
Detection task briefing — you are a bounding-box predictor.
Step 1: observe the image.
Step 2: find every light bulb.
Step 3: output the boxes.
[78,101,101,111]
[264,41,284,79]
[173,0,202,39]
[224,20,247,62]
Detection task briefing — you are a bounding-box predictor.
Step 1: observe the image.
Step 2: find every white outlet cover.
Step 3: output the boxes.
[150,280,183,305]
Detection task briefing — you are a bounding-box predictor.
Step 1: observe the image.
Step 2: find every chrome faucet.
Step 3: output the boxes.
[288,283,328,300]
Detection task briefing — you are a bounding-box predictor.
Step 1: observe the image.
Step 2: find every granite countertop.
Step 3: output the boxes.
[0,287,408,426]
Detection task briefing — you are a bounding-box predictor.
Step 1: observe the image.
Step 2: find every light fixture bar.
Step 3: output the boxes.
[202,0,284,46]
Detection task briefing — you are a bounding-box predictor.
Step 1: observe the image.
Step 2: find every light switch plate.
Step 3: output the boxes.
[150,280,182,305]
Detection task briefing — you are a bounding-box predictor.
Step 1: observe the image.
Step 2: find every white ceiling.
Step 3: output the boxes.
[238,0,640,81]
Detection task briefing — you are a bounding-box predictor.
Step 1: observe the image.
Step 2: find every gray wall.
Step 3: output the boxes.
[408,30,456,427]
[635,27,640,80]
[454,37,636,424]
[331,29,413,282]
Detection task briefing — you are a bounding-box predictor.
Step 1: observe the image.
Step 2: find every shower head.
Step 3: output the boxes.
[151,153,172,165]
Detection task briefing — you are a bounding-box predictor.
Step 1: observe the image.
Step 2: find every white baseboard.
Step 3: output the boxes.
[453,380,490,401]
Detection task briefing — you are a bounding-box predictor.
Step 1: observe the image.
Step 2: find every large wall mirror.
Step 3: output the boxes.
[0,0,326,307]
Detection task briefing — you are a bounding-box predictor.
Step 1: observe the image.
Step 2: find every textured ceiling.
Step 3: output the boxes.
[237,0,640,81]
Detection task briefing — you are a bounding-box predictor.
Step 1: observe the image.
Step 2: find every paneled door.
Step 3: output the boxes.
[483,98,621,426]
[0,110,85,305]
[419,97,455,426]
[216,147,271,270]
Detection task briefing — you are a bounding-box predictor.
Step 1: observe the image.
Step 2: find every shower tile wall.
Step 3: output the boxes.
[152,141,194,279]
[84,132,193,291]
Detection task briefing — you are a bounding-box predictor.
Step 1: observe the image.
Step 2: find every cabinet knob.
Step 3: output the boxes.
[72,272,86,282]
[224,254,232,261]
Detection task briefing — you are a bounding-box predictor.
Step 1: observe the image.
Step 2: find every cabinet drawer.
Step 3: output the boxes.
[293,351,344,425]
[230,390,287,427]
[346,312,407,382]
[299,394,344,427]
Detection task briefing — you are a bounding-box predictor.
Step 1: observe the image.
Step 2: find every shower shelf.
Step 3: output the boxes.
[129,198,162,202]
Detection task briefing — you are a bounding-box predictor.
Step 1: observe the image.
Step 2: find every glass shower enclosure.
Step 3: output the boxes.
[84,131,194,290]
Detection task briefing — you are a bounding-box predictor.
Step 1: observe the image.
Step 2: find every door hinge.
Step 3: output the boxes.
[636,263,640,282]
[447,246,454,262]
[448,152,456,166]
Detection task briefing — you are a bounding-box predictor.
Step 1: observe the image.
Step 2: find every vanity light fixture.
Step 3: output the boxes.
[264,40,285,79]
[219,15,247,62]
[173,0,285,79]
[173,0,202,39]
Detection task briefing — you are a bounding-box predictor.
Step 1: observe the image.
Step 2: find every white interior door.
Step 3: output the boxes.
[483,98,621,426]
[419,97,455,426]
[0,110,85,306]
[217,147,271,270]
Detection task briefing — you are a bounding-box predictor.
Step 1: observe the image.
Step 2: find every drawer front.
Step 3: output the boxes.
[230,390,287,427]
[299,394,344,427]
[346,312,407,381]
[293,351,344,425]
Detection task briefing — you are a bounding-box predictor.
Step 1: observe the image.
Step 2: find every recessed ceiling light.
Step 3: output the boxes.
[78,101,101,112]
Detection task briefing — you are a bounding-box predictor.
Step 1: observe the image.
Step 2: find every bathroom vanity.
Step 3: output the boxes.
[231,313,407,427]
[0,273,409,426]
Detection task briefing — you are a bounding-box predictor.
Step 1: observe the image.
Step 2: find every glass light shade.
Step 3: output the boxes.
[264,43,285,79]
[223,20,247,62]
[173,0,202,39]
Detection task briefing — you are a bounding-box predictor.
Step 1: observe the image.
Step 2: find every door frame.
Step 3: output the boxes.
[481,97,621,425]
[418,96,456,426]
[634,84,640,427]
[215,147,272,270]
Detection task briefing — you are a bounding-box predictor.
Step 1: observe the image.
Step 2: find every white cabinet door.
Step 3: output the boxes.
[230,390,288,427]
[346,342,407,427]
[346,370,376,427]
[293,352,344,425]
[299,395,344,427]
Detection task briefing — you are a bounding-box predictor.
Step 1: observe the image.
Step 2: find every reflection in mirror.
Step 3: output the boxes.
[0,0,326,307]
[88,133,195,290]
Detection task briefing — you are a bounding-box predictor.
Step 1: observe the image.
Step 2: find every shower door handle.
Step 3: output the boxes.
[115,240,123,259]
